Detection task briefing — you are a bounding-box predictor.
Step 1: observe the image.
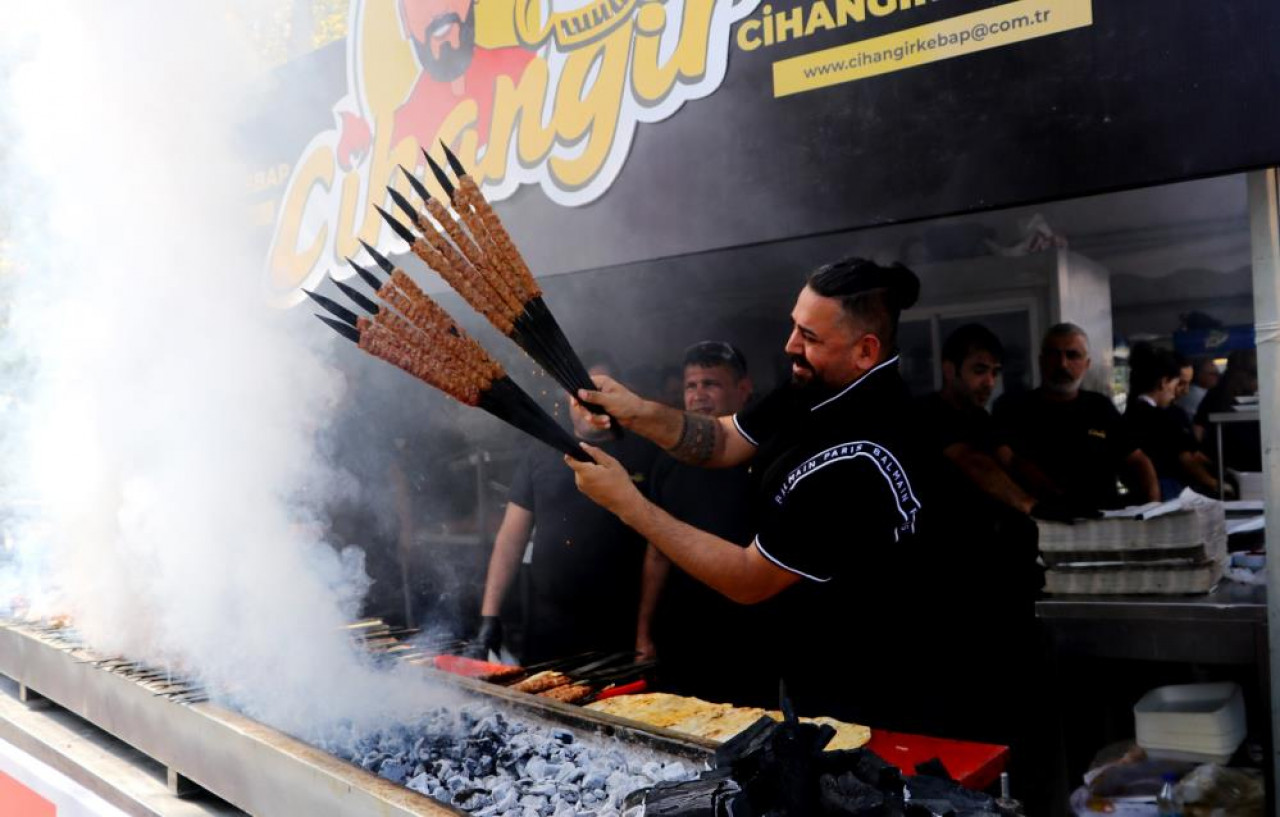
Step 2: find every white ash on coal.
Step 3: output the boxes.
[317,703,697,816]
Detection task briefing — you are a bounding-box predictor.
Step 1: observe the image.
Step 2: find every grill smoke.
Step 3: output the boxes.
[0,1,450,736]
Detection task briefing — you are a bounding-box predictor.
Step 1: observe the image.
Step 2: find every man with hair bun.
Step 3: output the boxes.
[564,258,1024,739]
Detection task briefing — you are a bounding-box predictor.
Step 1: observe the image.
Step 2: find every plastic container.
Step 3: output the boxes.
[1228,470,1265,502]
[1156,772,1183,816]
[1134,683,1246,764]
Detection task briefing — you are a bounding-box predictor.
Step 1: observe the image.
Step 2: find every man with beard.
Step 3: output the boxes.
[916,324,1085,522]
[634,341,773,705]
[391,0,534,149]
[561,258,1023,739]
[993,324,1158,509]
[336,0,534,171]
[471,360,659,664]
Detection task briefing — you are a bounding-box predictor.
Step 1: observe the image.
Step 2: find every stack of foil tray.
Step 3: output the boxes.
[1038,491,1227,595]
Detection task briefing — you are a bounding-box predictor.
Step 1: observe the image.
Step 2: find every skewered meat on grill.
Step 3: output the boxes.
[512,670,572,694]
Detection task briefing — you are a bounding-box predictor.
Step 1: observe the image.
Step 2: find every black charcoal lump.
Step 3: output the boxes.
[634,716,998,817]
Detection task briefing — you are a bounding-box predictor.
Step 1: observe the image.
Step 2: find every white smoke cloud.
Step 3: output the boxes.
[0,1,446,735]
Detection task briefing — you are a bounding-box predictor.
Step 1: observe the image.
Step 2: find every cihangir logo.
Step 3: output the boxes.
[266,0,759,304]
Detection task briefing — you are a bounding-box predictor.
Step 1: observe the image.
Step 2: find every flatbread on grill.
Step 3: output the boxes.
[587,693,870,749]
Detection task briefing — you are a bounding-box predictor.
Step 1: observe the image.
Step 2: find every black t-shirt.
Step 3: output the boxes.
[649,455,776,704]
[914,392,1001,455]
[993,389,1137,509]
[1123,398,1195,483]
[508,433,659,662]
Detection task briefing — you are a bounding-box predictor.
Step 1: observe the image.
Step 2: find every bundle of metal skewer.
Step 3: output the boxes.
[307,142,609,459]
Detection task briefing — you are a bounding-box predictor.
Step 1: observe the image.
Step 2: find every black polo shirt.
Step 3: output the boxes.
[730,358,990,732]
[1123,398,1196,484]
[508,433,659,663]
[993,388,1137,509]
[735,357,935,586]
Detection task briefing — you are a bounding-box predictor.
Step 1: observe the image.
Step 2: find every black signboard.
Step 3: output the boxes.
[253,0,1280,298]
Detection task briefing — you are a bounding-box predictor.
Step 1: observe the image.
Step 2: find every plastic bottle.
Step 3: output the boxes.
[1156,772,1183,817]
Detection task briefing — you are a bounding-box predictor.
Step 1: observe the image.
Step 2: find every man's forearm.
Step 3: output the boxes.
[636,545,670,649]
[626,402,727,466]
[620,500,771,604]
[999,447,1061,498]
[946,445,1036,514]
[1178,450,1220,494]
[1125,452,1161,503]
[480,532,528,616]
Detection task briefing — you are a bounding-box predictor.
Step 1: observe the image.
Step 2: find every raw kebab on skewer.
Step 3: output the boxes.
[307,244,588,462]
[376,142,619,432]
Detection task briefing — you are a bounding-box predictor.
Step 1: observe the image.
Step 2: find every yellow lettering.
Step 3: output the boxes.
[515,0,554,47]
[633,0,716,104]
[736,18,763,50]
[548,24,630,188]
[267,145,334,292]
[335,135,423,262]
[835,0,865,26]
[868,0,895,16]
[762,4,775,46]
[774,6,803,42]
[484,60,554,182]
[805,0,835,35]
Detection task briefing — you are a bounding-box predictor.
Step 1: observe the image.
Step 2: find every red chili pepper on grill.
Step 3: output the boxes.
[593,679,648,701]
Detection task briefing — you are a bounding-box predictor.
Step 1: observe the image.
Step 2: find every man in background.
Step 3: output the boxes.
[472,360,659,663]
[636,342,772,704]
[994,324,1159,509]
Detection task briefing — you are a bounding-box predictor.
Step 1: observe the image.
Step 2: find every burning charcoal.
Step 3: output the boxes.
[491,787,520,811]
[606,770,631,792]
[380,759,410,784]
[660,763,690,783]
[551,728,574,744]
[526,756,550,779]
[407,772,432,794]
[454,789,494,811]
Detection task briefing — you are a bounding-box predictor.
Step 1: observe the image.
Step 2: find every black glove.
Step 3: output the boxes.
[1030,496,1102,525]
[465,616,503,659]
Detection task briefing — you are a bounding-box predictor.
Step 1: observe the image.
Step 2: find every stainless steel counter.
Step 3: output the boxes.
[1036,584,1266,664]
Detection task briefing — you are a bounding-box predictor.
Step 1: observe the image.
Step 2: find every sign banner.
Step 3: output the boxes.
[257,0,1280,302]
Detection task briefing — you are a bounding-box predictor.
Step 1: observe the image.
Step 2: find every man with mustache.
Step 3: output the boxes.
[917,324,1085,522]
[338,0,534,170]
[633,341,775,705]
[993,324,1159,510]
[391,0,534,150]
[562,258,1022,737]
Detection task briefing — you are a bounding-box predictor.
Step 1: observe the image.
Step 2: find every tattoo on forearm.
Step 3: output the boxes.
[669,412,718,464]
